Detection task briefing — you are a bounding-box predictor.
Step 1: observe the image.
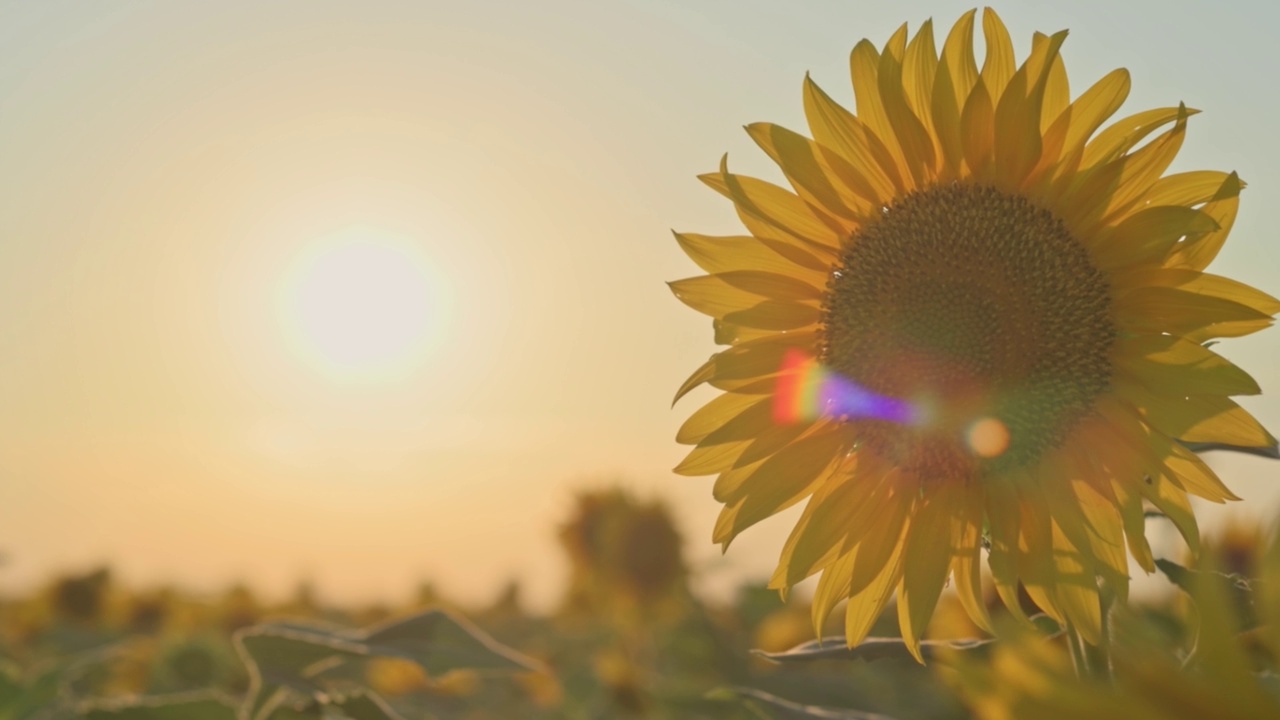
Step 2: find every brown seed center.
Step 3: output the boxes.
[820,184,1114,477]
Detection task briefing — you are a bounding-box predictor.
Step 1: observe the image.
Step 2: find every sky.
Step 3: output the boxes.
[1,0,1279,611]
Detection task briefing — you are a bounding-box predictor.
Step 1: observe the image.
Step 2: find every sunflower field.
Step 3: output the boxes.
[4,5,1280,719]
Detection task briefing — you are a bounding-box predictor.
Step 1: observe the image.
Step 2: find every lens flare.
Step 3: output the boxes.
[967,417,1011,458]
[774,349,918,425]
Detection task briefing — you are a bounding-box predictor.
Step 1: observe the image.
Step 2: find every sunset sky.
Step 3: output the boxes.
[2,0,1278,610]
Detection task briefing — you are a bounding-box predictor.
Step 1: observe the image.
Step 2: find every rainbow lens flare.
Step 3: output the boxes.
[773,349,919,426]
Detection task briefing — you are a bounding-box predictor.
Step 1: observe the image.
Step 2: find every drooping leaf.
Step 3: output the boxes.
[751,636,995,664]
[708,687,901,720]
[235,625,372,720]
[327,691,404,720]
[233,610,536,720]
[1179,440,1280,460]
[1155,558,1259,629]
[78,692,237,720]
[360,610,540,676]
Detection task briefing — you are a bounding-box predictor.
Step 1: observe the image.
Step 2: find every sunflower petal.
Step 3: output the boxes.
[949,483,992,633]
[898,484,960,662]
[979,8,1016,101]
[803,76,904,201]
[674,231,829,278]
[676,392,766,445]
[1082,106,1200,170]
[845,512,908,647]
[1114,286,1272,338]
[745,122,870,221]
[712,429,848,544]
[1089,205,1218,271]
[1115,333,1261,397]
[1057,68,1131,161]
[1166,171,1244,272]
[699,156,843,249]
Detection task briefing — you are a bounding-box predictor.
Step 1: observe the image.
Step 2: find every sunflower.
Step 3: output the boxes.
[946,535,1280,720]
[670,8,1278,659]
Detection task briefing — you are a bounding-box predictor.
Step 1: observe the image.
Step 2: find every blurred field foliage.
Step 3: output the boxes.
[1,488,1277,719]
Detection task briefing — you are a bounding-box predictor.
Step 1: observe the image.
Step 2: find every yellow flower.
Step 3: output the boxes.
[946,531,1280,720]
[671,8,1277,659]
[558,489,688,616]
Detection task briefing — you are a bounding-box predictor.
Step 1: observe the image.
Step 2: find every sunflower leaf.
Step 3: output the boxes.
[77,691,237,719]
[1154,558,1260,629]
[234,610,536,720]
[751,635,994,663]
[1179,440,1280,460]
[707,686,901,720]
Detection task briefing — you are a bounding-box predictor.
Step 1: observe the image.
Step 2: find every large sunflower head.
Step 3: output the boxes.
[670,8,1278,659]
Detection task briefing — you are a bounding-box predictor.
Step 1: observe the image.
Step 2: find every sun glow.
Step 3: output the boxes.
[279,228,446,380]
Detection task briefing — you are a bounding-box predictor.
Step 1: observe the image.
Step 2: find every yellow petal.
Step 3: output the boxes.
[979,8,1015,101]
[1165,171,1244,272]
[986,475,1031,623]
[724,301,822,331]
[949,482,992,633]
[713,269,824,302]
[1049,520,1102,644]
[712,428,848,545]
[1163,442,1240,503]
[993,30,1067,190]
[745,122,870,221]
[877,25,937,187]
[845,515,908,647]
[812,548,855,636]
[1113,266,1280,318]
[902,19,939,136]
[668,275,798,319]
[674,231,829,279]
[960,78,995,176]
[1057,68,1131,163]
[1141,472,1201,558]
[1038,33,1069,133]
[1113,285,1272,338]
[1082,106,1199,170]
[1115,333,1261,397]
[931,9,978,176]
[1141,170,1238,208]
[775,467,889,588]
[803,76,903,201]
[699,156,843,249]
[676,392,765,445]
[850,37,910,183]
[1088,205,1218,271]
[1098,104,1190,223]
[898,484,960,662]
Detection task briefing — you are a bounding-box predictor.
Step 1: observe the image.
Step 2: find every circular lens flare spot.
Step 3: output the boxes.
[967,417,1010,458]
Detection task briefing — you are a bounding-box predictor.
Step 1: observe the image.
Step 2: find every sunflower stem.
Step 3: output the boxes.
[1065,623,1089,679]
[1092,581,1117,683]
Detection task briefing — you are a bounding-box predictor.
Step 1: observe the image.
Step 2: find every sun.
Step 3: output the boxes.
[279,227,446,380]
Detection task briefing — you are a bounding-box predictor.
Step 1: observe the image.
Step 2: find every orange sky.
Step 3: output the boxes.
[2,0,1278,610]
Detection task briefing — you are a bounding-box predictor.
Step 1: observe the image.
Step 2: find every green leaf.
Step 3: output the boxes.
[233,610,536,720]
[328,691,404,720]
[1155,558,1259,629]
[78,692,237,720]
[234,626,369,720]
[1179,440,1280,459]
[708,687,901,719]
[360,610,540,676]
[751,636,995,664]
[2,663,68,719]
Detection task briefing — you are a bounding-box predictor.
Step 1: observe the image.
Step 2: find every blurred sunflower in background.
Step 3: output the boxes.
[671,7,1277,658]
[558,489,688,619]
